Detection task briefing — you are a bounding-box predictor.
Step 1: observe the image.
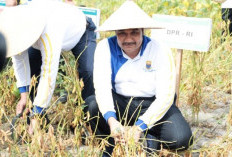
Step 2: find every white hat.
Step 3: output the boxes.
[0,5,46,57]
[97,0,162,32]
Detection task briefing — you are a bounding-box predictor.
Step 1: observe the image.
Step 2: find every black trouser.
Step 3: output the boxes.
[29,17,96,102]
[86,91,193,156]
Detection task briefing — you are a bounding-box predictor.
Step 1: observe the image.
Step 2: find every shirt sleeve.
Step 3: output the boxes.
[138,44,176,129]
[32,32,62,109]
[12,50,31,89]
[93,39,117,122]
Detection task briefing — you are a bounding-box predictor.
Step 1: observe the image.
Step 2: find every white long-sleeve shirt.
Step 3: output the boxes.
[94,36,176,130]
[12,0,86,108]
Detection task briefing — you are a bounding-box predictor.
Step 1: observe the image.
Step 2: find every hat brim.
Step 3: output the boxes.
[97,1,164,32]
[97,25,164,32]
[0,5,46,57]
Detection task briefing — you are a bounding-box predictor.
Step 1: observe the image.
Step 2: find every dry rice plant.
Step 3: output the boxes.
[0,0,232,156]
[187,51,205,124]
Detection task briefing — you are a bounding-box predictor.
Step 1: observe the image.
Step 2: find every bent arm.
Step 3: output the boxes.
[136,46,176,130]
[94,39,117,122]
[12,50,31,92]
[32,33,62,110]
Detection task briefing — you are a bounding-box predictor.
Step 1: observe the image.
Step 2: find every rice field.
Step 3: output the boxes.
[0,0,231,156]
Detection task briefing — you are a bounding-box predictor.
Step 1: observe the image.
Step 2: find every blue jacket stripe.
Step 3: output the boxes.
[140,36,151,56]
[108,36,127,91]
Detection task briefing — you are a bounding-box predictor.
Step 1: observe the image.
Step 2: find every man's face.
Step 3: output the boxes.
[116,29,143,55]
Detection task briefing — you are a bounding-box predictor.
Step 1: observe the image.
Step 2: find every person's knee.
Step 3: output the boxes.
[170,128,193,151]
[161,125,193,150]
[177,130,193,150]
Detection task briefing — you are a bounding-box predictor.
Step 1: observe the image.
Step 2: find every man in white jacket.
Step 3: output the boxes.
[85,1,192,156]
[0,0,96,133]
[221,0,232,35]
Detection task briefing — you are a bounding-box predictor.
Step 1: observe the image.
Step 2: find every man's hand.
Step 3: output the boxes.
[28,118,38,135]
[16,92,28,115]
[108,117,125,143]
[127,125,142,143]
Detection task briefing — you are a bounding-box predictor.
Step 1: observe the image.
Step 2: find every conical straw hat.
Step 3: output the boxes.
[97,0,163,32]
[0,5,46,57]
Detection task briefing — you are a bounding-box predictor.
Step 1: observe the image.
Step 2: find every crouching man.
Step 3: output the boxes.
[0,0,96,134]
[85,1,193,156]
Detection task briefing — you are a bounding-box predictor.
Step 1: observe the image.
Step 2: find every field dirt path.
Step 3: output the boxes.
[180,86,232,155]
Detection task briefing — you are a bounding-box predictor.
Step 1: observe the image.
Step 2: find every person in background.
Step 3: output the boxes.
[0,33,6,72]
[221,0,232,36]
[5,0,81,103]
[1,0,96,134]
[0,4,8,71]
[0,4,6,71]
[85,1,193,156]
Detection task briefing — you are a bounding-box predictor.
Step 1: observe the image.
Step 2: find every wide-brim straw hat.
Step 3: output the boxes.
[97,0,163,32]
[0,5,46,57]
